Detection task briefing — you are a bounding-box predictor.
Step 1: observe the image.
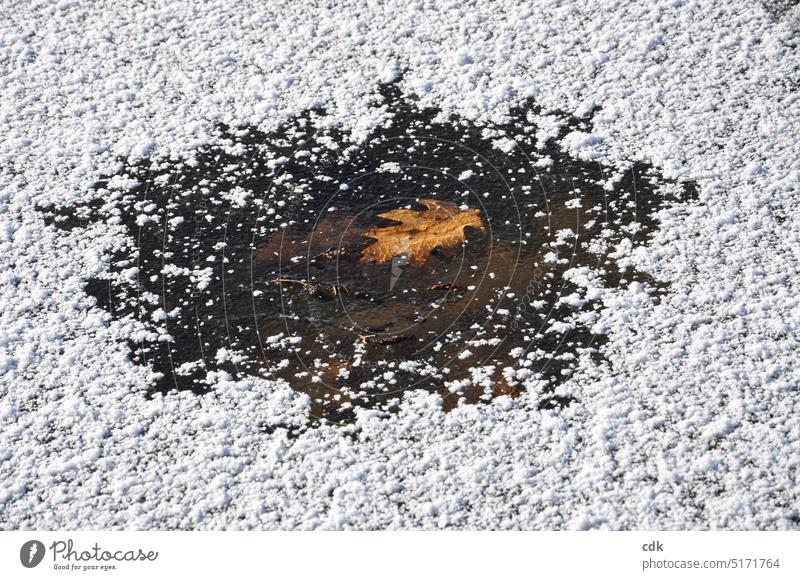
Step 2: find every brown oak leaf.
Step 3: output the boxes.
[360,199,484,266]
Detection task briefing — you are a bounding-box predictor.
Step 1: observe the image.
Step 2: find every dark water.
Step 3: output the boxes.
[43,82,697,425]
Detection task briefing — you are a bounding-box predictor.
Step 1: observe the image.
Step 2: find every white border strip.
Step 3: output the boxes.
[1,531,797,579]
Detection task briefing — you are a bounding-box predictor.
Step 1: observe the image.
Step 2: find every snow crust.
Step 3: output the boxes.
[1,0,799,529]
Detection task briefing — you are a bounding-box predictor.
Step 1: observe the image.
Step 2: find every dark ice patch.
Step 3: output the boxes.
[42,83,698,423]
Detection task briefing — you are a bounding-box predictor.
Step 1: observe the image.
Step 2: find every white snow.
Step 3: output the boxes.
[0,0,798,530]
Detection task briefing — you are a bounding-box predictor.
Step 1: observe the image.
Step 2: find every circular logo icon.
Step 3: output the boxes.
[20,540,45,568]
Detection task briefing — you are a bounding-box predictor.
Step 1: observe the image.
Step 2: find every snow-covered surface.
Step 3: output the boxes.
[1,0,799,529]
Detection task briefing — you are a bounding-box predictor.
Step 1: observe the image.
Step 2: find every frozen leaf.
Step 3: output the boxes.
[360,199,484,266]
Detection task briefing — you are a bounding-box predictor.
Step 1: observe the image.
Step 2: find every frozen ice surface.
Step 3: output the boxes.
[1,0,799,529]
